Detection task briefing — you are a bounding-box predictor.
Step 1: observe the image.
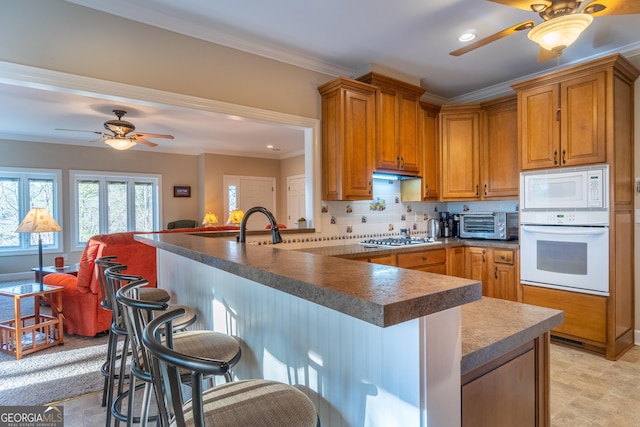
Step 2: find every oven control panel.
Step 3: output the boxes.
[520,210,609,226]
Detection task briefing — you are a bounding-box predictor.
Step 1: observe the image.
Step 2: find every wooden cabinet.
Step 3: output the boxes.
[420,102,441,200]
[515,67,606,170]
[438,99,518,201]
[356,73,425,175]
[466,247,519,302]
[513,54,639,360]
[480,96,519,198]
[446,246,465,278]
[397,248,446,274]
[356,253,397,266]
[318,78,376,200]
[440,105,481,200]
[462,340,545,427]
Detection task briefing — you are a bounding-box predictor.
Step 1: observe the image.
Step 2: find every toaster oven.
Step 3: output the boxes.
[459,212,518,240]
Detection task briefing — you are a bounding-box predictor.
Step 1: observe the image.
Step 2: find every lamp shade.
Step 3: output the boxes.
[202,212,219,227]
[227,209,245,225]
[105,137,136,150]
[15,208,61,233]
[528,14,593,52]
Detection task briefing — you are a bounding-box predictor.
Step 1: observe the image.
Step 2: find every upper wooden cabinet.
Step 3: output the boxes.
[356,73,425,175]
[480,96,519,198]
[318,78,376,200]
[420,102,441,200]
[513,55,639,171]
[440,104,481,200]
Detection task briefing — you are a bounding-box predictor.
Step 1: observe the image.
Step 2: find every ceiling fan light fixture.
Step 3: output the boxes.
[528,13,593,52]
[105,136,136,150]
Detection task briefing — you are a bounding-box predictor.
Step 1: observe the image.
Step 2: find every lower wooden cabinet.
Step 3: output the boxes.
[466,247,520,302]
[462,337,548,427]
[358,253,397,266]
[446,246,466,277]
[397,248,446,274]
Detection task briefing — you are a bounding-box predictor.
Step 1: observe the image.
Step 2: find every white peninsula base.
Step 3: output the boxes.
[157,249,462,426]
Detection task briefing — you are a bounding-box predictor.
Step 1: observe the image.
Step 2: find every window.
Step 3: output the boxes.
[0,168,62,255]
[71,171,161,248]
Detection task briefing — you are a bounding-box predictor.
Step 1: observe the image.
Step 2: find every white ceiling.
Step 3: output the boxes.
[1,0,639,156]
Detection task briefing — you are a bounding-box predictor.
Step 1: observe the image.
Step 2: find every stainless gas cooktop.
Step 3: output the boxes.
[360,237,442,248]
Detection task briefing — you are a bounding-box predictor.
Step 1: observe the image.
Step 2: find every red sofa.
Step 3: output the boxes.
[43,232,159,337]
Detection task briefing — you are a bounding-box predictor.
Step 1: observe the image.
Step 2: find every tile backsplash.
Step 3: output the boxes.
[251,178,518,248]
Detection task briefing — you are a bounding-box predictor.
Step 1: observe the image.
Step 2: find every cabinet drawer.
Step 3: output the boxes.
[397,249,446,268]
[493,249,514,265]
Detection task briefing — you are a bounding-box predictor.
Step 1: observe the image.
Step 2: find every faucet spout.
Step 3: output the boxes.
[238,206,283,244]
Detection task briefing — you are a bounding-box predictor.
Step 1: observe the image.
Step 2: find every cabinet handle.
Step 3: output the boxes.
[425,184,429,197]
[494,266,498,279]
[556,108,561,122]
[553,150,558,165]
[397,155,401,168]
[475,184,479,196]
[482,250,485,263]
[484,184,487,196]
[562,150,566,164]
[500,255,505,260]
[422,256,428,261]
[368,181,372,195]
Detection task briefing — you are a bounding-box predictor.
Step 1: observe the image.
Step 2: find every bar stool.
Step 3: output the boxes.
[116,279,242,427]
[103,265,198,426]
[95,257,172,424]
[143,307,319,427]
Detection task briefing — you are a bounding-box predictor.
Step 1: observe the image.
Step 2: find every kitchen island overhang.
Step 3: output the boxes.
[136,233,482,426]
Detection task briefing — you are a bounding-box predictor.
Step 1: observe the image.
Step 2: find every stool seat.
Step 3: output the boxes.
[140,287,170,303]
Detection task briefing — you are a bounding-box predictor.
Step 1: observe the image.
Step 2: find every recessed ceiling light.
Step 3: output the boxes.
[267,145,274,148]
[458,32,476,42]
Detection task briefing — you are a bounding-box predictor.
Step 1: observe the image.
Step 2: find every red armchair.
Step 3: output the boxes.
[43,232,159,337]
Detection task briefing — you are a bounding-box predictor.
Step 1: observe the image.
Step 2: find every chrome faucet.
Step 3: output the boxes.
[238,206,283,244]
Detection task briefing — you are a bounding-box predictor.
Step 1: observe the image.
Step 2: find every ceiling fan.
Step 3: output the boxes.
[56,109,175,150]
[450,0,640,60]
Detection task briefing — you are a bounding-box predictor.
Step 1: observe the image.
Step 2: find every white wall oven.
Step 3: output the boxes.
[520,165,609,296]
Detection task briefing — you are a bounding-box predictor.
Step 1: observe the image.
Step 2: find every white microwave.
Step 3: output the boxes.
[520,165,609,211]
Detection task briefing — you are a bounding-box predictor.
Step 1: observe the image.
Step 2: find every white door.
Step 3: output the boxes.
[287,174,306,228]
[223,175,276,230]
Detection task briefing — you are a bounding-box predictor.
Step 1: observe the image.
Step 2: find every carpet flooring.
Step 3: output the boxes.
[0,280,110,406]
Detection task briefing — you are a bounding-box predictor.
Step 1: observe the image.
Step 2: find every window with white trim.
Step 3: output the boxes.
[0,168,62,255]
[70,171,161,248]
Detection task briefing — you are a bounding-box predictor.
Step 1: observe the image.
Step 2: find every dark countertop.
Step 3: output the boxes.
[461,297,563,374]
[136,233,482,328]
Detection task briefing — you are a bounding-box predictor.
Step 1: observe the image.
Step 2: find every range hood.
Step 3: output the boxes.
[372,172,422,181]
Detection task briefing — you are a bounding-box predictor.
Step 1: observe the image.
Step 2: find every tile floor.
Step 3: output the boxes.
[52,343,640,426]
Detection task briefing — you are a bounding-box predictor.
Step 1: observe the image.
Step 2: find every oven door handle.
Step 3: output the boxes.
[521,225,608,235]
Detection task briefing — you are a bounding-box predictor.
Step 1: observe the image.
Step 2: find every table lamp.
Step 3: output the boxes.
[227,209,244,225]
[16,208,62,290]
[202,212,219,227]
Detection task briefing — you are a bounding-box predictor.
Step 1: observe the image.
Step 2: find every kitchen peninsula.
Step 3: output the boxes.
[136,232,562,426]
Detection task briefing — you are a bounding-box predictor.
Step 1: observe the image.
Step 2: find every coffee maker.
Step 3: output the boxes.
[439,212,450,238]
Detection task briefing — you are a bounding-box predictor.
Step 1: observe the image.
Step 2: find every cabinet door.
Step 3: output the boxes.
[375,86,399,170]
[560,72,606,166]
[421,102,440,200]
[358,253,397,266]
[491,263,517,301]
[519,84,560,170]
[446,246,465,278]
[482,98,519,198]
[465,247,487,295]
[320,82,375,201]
[397,92,421,173]
[441,111,481,199]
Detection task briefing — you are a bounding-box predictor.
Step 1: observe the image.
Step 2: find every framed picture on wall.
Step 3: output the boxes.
[173,186,191,198]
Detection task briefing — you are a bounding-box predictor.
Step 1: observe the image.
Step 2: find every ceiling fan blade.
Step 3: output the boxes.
[91,136,107,143]
[449,20,535,56]
[55,128,105,136]
[487,0,551,12]
[134,137,158,147]
[538,47,561,61]
[133,132,174,139]
[582,0,640,16]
